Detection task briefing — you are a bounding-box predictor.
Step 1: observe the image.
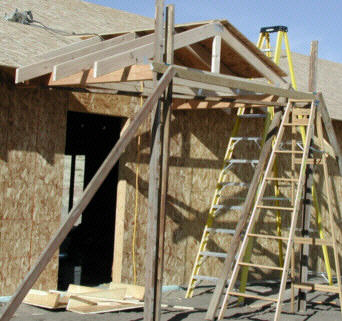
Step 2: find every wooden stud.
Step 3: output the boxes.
[298,40,318,312]
[211,35,221,73]
[155,5,174,319]
[144,1,165,320]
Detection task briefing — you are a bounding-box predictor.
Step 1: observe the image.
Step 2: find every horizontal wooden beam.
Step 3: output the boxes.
[0,65,175,321]
[35,36,102,60]
[15,33,135,83]
[153,63,314,100]
[172,97,285,110]
[47,64,153,86]
[94,23,221,78]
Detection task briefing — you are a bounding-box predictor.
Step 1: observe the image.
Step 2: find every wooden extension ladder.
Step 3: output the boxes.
[217,99,342,320]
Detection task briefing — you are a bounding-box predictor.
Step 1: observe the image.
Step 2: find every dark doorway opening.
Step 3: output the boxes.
[58,111,122,290]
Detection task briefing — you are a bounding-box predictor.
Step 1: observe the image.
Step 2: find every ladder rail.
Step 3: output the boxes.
[274,101,316,320]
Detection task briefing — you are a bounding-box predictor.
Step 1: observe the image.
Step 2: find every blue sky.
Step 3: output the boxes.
[87,1,342,63]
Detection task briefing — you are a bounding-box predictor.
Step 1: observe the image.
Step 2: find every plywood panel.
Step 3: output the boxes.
[69,92,137,118]
[0,71,67,295]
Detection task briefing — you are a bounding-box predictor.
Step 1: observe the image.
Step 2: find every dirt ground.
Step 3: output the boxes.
[1,282,341,321]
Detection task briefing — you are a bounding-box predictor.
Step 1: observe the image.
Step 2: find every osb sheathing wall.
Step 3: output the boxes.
[0,73,67,295]
[0,73,136,295]
[118,109,342,286]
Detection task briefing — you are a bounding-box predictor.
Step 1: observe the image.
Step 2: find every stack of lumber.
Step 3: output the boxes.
[23,283,144,314]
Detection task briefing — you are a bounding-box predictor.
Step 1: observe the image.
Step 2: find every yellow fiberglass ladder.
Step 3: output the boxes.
[185,25,295,299]
[217,99,342,321]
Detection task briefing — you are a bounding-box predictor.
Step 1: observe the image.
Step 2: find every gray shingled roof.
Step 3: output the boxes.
[279,52,342,120]
[0,0,153,67]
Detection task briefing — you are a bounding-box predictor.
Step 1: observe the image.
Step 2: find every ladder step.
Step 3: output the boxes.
[283,122,308,126]
[193,275,218,282]
[248,233,288,241]
[274,150,304,154]
[266,177,299,182]
[219,182,250,188]
[226,159,259,165]
[213,205,243,212]
[200,251,227,258]
[228,291,278,302]
[294,237,333,246]
[257,205,294,211]
[207,228,235,235]
[238,262,284,271]
[231,137,261,142]
[238,114,266,119]
[229,196,289,201]
[294,158,318,165]
[293,283,340,293]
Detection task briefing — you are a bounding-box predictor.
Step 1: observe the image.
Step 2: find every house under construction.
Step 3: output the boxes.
[0,1,342,321]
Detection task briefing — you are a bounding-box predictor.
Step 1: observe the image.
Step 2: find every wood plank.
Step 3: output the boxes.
[16,33,135,83]
[220,28,286,85]
[205,109,283,320]
[36,36,102,60]
[144,1,165,320]
[294,283,340,293]
[155,5,174,320]
[23,290,65,310]
[53,33,150,81]
[211,35,221,73]
[48,64,153,86]
[317,92,342,175]
[0,66,175,321]
[298,40,317,312]
[110,283,145,301]
[95,22,221,78]
[153,63,315,100]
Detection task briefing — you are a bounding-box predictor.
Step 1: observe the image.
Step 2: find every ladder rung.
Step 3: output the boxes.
[207,228,235,235]
[238,114,266,119]
[200,251,227,258]
[213,205,242,212]
[274,150,304,154]
[238,262,284,271]
[228,291,278,302]
[193,275,218,282]
[294,158,319,165]
[283,122,308,126]
[219,182,250,188]
[226,159,259,165]
[293,283,340,293]
[294,237,333,246]
[248,233,288,241]
[231,137,261,142]
[266,177,299,182]
[257,205,294,211]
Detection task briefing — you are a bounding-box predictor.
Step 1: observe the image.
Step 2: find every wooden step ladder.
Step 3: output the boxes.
[216,99,342,320]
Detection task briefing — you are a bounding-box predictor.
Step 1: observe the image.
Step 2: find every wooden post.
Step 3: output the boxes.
[205,109,283,320]
[144,1,165,321]
[298,40,318,311]
[154,4,174,320]
[211,35,221,73]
